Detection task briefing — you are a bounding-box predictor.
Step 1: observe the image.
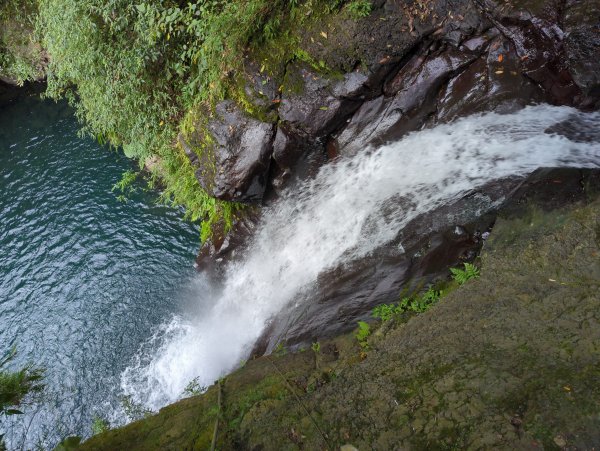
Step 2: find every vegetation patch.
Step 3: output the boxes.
[372,263,480,322]
[0,0,371,240]
[0,0,44,84]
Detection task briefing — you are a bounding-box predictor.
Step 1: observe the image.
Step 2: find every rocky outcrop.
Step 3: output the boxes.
[81,187,600,450]
[192,0,600,261]
[186,0,600,360]
[180,101,275,203]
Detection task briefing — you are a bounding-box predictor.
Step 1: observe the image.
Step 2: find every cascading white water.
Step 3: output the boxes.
[120,104,600,411]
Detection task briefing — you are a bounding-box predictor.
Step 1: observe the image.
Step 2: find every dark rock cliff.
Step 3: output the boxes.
[189,0,600,353]
[186,0,599,213]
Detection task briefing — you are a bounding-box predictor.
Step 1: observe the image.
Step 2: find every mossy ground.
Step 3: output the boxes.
[81,195,600,450]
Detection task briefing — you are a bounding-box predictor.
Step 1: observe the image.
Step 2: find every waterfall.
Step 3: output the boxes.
[120,104,600,411]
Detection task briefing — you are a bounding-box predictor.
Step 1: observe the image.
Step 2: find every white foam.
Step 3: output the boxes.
[120,105,600,411]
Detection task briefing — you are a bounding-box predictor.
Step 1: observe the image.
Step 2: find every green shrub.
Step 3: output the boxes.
[410,287,440,313]
[1,0,359,239]
[33,0,351,239]
[183,377,207,397]
[372,287,442,320]
[0,0,44,84]
[372,303,402,321]
[91,416,110,435]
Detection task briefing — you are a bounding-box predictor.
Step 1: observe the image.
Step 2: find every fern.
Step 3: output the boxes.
[450,263,480,285]
[372,288,441,321]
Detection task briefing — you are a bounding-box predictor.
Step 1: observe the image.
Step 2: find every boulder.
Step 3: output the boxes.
[181,101,275,203]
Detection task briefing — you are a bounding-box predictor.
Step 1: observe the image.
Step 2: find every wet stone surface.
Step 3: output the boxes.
[82,178,600,451]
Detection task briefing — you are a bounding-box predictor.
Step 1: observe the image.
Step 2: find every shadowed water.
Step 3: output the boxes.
[0,89,198,447]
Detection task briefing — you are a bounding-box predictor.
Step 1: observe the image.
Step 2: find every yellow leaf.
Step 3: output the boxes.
[320,31,328,39]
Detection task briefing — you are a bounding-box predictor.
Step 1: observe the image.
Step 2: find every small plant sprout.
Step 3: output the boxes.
[355,321,371,349]
[450,263,480,285]
[311,342,321,353]
[346,0,373,18]
[91,416,110,435]
[183,377,207,397]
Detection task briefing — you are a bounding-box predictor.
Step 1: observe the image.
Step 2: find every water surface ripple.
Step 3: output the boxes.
[0,90,198,447]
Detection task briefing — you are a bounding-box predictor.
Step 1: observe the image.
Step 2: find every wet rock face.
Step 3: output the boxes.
[182,101,275,203]
[563,0,600,107]
[187,0,600,208]
[252,168,600,353]
[193,0,600,291]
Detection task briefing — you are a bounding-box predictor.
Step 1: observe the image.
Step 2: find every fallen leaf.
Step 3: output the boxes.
[320,31,328,39]
[498,54,504,62]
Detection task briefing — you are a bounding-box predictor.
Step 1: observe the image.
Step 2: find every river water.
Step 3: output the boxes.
[0,88,198,447]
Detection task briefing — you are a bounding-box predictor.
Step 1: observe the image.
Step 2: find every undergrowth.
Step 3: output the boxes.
[372,287,442,322]
[450,263,480,285]
[3,0,364,240]
[0,0,44,84]
[372,263,480,322]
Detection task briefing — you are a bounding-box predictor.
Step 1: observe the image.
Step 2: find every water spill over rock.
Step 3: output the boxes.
[122,105,600,411]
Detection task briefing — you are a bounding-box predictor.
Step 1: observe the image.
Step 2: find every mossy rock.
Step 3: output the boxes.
[82,191,600,450]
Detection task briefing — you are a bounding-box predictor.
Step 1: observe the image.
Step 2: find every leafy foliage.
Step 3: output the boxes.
[3,0,367,239]
[0,347,44,416]
[0,0,44,84]
[120,394,153,422]
[355,321,371,349]
[35,0,347,239]
[450,263,480,285]
[91,416,110,435]
[372,287,442,321]
[346,0,372,18]
[183,377,207,397]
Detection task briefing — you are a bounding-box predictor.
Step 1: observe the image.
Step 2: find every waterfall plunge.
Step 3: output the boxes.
[121,104,600,411]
